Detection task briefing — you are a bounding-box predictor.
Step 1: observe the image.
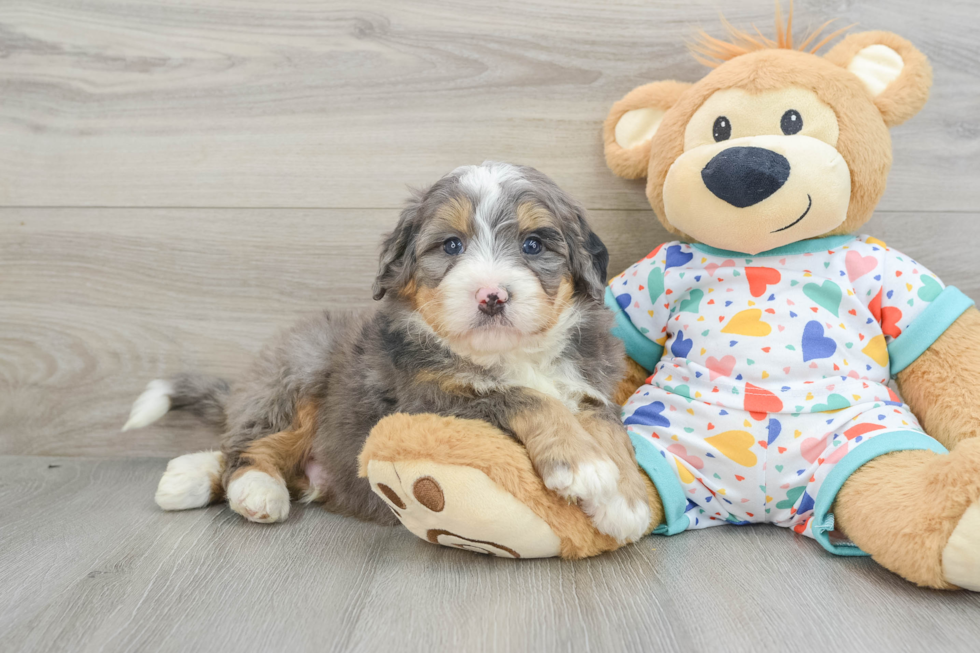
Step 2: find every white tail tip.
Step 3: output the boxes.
[122,379,174,431]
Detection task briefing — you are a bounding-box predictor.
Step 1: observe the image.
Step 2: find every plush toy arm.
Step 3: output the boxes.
[897,307,980,449]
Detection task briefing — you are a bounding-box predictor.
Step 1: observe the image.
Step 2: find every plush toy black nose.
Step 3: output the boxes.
[701,147,791,208]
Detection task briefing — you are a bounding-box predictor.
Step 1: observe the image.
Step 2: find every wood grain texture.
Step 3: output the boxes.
[3,209,978,456]
[0,456,978,653]
[0,0,978,211]
[2,2,980,649]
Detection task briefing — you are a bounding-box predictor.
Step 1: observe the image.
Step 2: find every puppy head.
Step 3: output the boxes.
[373,162,608,355]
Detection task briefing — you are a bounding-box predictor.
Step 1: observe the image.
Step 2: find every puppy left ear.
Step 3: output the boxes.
[373,197,421,300]
[824,31,933,127]
[569,211,609,302]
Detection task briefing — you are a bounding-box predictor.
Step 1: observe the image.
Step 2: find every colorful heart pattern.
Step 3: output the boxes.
[745,266,781,297]
[614,235,945,541]
[721,309,771,337]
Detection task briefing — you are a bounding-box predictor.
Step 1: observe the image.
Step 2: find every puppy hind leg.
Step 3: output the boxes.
[225,401,319,523]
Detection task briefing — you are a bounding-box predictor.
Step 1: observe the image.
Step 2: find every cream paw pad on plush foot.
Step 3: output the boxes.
[367,459,561,558]
[943,500,980,591]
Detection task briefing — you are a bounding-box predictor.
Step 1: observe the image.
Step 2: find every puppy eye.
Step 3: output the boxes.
[781,109,803,135]
[713,116,731,142]
[522,236,543,256]
[443,237,464,256]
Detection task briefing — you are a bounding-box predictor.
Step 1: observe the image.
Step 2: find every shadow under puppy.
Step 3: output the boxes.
[124,162,651,542]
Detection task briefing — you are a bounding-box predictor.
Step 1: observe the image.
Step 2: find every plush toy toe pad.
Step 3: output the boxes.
[367,459,562,558]
[943,499,980,591]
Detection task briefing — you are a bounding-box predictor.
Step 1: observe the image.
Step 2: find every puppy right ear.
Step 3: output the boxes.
[603,80,691,180]
[373,197,422,300]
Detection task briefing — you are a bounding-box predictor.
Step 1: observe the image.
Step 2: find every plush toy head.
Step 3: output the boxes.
[604,10,932,255]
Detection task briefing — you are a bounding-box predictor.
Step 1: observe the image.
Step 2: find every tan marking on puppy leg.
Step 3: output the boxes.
[508,392,606,479]
[413,370,478,398]
[232,399,319,496]
[509,391,653,542]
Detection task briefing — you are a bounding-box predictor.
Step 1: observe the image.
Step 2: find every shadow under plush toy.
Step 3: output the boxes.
[360,14,980,590]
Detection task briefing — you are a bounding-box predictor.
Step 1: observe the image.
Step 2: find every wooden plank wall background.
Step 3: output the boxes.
[2,0,978,456]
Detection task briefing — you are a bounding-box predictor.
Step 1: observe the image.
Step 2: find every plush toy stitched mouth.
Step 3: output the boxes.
[771,194,813,233]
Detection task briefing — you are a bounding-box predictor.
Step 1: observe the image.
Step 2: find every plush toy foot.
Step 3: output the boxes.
[942,497,980,590]
[359,413,662,559]
[835,437,980,589]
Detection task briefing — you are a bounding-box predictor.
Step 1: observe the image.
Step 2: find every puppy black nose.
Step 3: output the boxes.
[478,292,506,316]
[701,146,790,208]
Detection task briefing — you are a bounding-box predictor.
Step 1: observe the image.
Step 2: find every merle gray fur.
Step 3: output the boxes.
[161,163,626,524]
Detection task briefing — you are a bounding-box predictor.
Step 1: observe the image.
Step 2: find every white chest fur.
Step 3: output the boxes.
[468,350,607,412]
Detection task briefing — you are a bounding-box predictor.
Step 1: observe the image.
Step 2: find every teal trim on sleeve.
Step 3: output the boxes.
[691,234,855,258]
[811,431,948,557]
[888,286,975,377]
[604,286,663,372]
[629,432,689,536]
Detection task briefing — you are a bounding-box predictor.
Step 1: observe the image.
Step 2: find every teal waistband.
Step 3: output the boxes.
[888,286,974,377]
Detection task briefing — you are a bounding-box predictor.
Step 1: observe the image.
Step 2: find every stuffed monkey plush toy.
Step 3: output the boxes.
[359,15,980,590]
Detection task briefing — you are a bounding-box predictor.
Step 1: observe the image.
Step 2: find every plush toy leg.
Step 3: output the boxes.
[359,413,663,559]
[833,438,980,590]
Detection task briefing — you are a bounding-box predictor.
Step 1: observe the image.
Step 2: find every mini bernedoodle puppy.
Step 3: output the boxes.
[124,162,651,542]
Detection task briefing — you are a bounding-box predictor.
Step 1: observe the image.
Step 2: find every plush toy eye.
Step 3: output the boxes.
[443,237,464,256]
[713,116,731,142]
[522,236,543,256]
[781,109,803,135]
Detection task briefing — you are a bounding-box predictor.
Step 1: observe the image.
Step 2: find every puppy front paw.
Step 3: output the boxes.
[227,470,290,523]
[584,489,651,544]
[539,458,650,543]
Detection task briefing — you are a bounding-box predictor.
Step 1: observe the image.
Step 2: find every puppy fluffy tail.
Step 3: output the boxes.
[122,373,230,432]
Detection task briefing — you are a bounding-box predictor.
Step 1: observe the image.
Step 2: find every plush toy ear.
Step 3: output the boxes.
[824,31,932,128]
[603,81,692,179]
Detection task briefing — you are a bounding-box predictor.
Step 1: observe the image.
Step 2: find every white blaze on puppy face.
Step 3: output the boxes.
[413,163,575,356]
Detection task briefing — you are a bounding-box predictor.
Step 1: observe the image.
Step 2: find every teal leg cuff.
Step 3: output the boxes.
[811,430,948,556]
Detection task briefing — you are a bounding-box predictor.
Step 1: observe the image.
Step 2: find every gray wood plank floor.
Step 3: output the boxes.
[2,456,979,653]
[3,0,980,650]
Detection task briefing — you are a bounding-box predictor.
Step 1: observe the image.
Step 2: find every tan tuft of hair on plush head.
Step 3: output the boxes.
[689,2,853,68]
